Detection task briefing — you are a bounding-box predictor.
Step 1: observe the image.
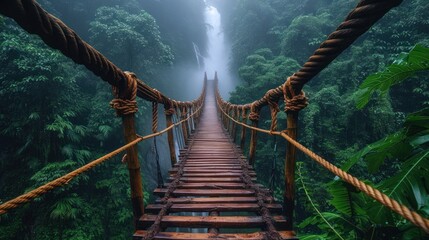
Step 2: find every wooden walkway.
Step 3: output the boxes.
[134,81,296,239]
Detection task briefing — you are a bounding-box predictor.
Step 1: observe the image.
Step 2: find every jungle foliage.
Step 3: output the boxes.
[0,1,206,239]
[222,0,429,239]
[0,0,428,239]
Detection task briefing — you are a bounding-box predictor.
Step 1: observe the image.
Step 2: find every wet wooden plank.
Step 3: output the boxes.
[133,231,297,240]
[168,177,256,183]
[154,188,255,197]
[154,197,274,204]
[176,172,255,178]
[145,203,283,213]
[138,215,287,228]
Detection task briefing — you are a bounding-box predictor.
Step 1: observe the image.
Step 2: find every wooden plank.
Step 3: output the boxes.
[134,82,289,238]
[174,182,248,189]
[145,203,283,213]
[168,177,256,183]
[169,169,248,174]
[154,197,274,204]
[138,215,287,229]
[181,161,241,164]
[154,188,254,197]
[171,166,252,170]
[133,230,298,240]
[172,173,255,178]
[177,164,242,167]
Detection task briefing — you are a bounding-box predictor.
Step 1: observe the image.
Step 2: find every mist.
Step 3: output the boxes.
[1,0,429,239]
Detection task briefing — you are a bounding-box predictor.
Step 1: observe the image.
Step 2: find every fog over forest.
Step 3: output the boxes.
[1,0,428,239]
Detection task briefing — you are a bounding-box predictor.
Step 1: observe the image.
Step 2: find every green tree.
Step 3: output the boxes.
[89,6,173,77]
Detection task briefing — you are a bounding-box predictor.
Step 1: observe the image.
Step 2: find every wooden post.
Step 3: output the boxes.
[227,107,232,134]
[165,110,177,166]
[240,109,247,150]
[248,120,258,166]
[231,108,238,143]
[284,111,298,230]
[181,107,188,144]
[122,114,144,228]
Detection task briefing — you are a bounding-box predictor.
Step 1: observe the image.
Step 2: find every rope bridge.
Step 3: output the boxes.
[1,0,428,238]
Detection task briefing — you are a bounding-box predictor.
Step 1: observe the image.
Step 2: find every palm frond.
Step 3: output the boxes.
[356,44,429,109]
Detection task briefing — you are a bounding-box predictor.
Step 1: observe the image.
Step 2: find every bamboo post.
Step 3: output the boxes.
[248,119,258,166]
[121,114,144,228]
[284,111,298,230]
[165,106,177,166]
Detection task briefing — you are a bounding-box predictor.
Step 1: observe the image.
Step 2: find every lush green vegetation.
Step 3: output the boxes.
[0,1,205,239]
[0,0,428,239]
[221,0,429,239]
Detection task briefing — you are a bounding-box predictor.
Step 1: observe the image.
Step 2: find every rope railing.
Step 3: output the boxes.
[0,0,413,235]
[0,0,208,224]
[216,0,402,113]
[215,89,429,233]
[0,97,205,216]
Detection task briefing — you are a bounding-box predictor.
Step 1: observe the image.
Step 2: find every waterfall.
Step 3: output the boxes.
[192,42,203,69]
[203,3,237,98]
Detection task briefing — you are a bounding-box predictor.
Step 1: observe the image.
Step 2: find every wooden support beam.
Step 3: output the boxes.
[165,113,177,166]
[240,109,247,150]
[248,120,258,166]
[122,114,144,228]
[181,108,189,144]
[284,111,298,230]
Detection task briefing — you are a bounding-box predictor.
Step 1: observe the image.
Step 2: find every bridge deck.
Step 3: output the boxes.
[134,81,296,239]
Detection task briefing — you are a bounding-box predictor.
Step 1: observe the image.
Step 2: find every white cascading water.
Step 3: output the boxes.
[192,42,203,69]
[202,3,237,98]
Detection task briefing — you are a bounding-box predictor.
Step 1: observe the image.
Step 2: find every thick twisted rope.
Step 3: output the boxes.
[0,137,142,215]
[110,71,138,115]
[0,0,196,105]
[248,104,260,122]
[283,77,308,112]
[152,102,159,133]
[264,92,280,132]
[216,98,429,233]
[279,131,429,233]
[229,137,282,240]
[141,127,199,239]
[289,0,403,94]
[164,102,176,116]
[212,0,402,111]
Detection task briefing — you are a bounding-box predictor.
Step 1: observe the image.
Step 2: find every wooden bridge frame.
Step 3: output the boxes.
[1,0,428,238]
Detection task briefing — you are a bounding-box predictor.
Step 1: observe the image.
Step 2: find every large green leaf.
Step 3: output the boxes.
[369,150,429,224]
[328,181,368,219]
[356,44,429,109]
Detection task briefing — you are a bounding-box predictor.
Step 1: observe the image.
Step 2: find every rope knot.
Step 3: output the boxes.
[110,71,138,116]
[164,102,176,116]
[248,103,260,122]
[283,77,308,112]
